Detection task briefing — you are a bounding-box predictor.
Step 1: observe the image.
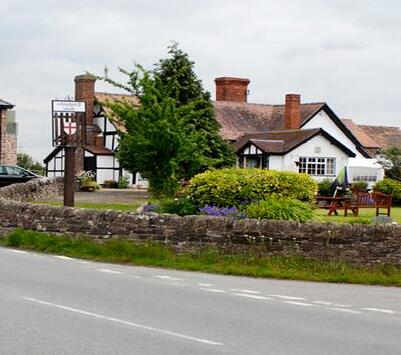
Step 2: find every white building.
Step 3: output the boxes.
[44,74,399,188]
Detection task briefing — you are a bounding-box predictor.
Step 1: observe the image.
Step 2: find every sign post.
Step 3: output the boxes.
[51,100,86,207]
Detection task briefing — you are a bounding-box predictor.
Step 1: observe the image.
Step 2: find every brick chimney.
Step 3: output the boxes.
[215,77,250,102]
[74,74,96,127]
[284,94,301,130]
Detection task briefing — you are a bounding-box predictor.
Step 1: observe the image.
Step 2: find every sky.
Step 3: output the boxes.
[1,0,401,161]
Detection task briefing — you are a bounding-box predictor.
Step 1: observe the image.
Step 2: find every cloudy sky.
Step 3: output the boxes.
[1,0,401,161]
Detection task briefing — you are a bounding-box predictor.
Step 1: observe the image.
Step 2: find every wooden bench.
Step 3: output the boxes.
[345,192,392,217]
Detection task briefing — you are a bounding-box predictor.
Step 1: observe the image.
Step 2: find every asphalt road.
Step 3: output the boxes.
[0,247,400,355]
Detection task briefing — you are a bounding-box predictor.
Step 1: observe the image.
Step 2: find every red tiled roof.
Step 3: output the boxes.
[84,145,114,155]
[214,101,325,140]
[341,119,381,148]
[358,125,401,149]
[232,129,321,153]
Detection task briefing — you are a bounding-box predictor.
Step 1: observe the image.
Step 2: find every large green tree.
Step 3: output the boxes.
[101,44,235,196]
[378,146,401,181]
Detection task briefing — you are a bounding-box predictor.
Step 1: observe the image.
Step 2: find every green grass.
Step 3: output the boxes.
[314,207,401,224]
[33,200,146,212]
[1,229,401,287]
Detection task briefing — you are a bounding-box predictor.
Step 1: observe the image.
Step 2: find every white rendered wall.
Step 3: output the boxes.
[268,155,283,170]
[96,155,119,183]
[302,110,364,158]
[281,135,349,181]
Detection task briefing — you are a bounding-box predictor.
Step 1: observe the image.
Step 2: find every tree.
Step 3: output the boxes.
[153,43,236,178]
[100,44,235,196]
[17,152,45,175]
[378,146,401,181]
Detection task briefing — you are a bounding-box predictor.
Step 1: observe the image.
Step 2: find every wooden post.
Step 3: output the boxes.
[64,146,76,207]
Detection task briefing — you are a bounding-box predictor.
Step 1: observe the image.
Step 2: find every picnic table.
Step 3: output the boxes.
[316,196,352,216]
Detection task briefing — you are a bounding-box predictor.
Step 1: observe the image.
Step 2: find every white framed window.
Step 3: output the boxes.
[298,157,335,176]
[353,175,377,182]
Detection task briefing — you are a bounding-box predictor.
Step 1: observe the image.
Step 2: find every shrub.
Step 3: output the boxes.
[373,178,401,205]
[318,179,335,196]
[142,204,161,213]
[186,168,317,207]
[245,196,314,222]
[118,175,130,189]
[159,197,197,216]
[199,205,246,219]
[351,181,368,194]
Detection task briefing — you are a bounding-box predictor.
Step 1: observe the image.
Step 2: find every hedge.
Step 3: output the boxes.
[186,168,317,207]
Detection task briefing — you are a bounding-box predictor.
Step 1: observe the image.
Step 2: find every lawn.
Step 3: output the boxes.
[33,200,145,212]
[314,206,401,224]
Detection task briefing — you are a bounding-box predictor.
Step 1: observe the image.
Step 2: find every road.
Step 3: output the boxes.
[0,247,400,355]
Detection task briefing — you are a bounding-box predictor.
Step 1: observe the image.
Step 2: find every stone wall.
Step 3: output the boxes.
[0,177,63,202]
[0,178,400,267]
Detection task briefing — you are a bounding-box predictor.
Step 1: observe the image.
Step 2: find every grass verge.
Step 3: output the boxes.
[1,229,400,287]
[33,201,144,212]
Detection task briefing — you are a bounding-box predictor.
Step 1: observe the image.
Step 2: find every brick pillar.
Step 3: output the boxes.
[215,77,250,102]
[284,94,301,130]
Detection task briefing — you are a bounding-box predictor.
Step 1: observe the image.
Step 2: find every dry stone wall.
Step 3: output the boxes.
[0,178,400,267]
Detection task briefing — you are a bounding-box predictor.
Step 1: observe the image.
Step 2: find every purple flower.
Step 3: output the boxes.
[199,205,247,219]
[142,204,160,212]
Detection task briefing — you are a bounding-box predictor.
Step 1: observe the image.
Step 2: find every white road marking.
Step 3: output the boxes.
[9,249,27,254]
[268,294,306,301]
[284,301,315,307]
[197,283,213,287]
[80,261,90,264]
[328,307,361,314]
[155,275,183,281]
[313,301,332,305]
[333,303,352,308]
[22,297,222,346]
[97,269,122,274]
[199,288,227,293]
[127,275,143,279]
[230,289,260,294]
[362,308,395,314]
[232,293,270,300]
[54,255,74,260]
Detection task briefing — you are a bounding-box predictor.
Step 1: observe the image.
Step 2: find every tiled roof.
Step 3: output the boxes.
[358,125,401,149]
[84,145,114,155]
[341,119,380,148]
[232,128,321,154]
[232,128,356,157]
[94,92,140,133]
[0,99,14,109]
[214,101,325,141]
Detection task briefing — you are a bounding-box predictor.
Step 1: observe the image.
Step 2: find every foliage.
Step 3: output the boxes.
[377,146,401,181]
[199,205,246,219]
[245,196,314,222]
[98,43,235,197]
[318,178,335,197]
[118,175,130,189]
[17,152,45,175]
[350,181,368,194]
[76,171,96,187]
[159,197,197,216]
[3,229,401,286]
[187,168,317,207]
[373,178,401,205]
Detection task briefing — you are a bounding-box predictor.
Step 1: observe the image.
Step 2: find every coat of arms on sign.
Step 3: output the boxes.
[63,117,77,135]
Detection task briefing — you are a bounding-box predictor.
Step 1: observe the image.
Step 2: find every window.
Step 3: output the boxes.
[298,157,335,176]
[353,175,377,182]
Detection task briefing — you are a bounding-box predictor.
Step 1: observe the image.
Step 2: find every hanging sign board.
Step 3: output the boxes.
[52,100,86,113]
